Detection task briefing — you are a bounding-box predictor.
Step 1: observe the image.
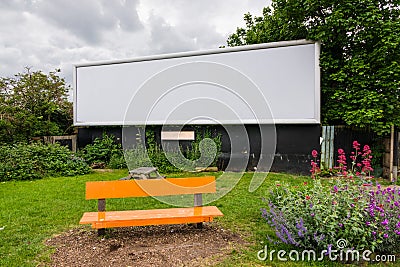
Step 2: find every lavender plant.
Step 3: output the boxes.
[365,184,400,252]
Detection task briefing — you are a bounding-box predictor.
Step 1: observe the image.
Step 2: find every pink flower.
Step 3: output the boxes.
[311,150,318,158]
[338,148,344,154]
[353,141,360,150]
[310,160,320,178]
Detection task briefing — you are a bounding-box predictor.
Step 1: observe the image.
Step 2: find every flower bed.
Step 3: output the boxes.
[262,141,399,254]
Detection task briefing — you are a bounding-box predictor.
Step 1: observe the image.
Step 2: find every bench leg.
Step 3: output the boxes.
[98,228,106,236]
[97,199,106,236]
[196,222,203,229]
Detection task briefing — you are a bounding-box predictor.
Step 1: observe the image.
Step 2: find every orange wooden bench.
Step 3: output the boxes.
[79,176,223,235]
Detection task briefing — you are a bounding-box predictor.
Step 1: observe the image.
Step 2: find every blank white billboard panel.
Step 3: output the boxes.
[74,40,320,126]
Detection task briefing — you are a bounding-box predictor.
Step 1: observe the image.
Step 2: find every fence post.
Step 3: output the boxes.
[393,127,398,182]
[321,126,334,169]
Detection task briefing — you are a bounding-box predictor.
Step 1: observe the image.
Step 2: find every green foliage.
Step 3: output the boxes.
[145,127,221,173]
[263,178,400,254]
[148,147,182,173]
[0,68,73,143]
[227,0,400,135]
[79,133,127,169]
[262,142,400,254]
[263,179,372,251]
[124,143,153,170]
[123,127,222,173]
[108,153,128,169]
[0,142,90,181]
[186,127,222,167]
[144,129,176,172]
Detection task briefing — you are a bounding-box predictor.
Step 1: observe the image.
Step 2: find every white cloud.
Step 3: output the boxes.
[33,0,143,44]
[0,0,271,84]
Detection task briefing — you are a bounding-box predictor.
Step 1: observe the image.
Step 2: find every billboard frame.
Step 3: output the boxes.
[73,39,320,126]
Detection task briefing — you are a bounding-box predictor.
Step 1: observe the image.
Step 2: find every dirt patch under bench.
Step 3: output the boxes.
[45,224,245,267]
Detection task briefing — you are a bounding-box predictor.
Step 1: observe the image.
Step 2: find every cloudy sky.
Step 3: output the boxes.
[0,0,271,85]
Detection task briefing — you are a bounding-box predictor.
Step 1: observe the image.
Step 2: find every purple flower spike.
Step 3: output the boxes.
[382,219,389,226]
[325,244,333,256]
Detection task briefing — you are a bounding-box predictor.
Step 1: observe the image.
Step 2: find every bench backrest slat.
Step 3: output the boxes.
[86,176,216,200]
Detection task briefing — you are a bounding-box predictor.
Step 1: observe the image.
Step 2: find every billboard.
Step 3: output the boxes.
[73,39,320,126]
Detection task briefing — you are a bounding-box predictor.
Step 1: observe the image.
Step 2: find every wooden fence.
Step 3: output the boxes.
[321,126,399,180]
[33,135,77,153]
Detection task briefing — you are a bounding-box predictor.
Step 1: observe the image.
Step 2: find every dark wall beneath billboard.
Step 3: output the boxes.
[271,125,320,174]
[77,124,320,175]
[77,127,122,148]
[217,124,320,174]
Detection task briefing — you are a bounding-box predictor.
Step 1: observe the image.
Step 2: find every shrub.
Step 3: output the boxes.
[263,179,400,253]
[263,179,372,251]
[186,128,222,168]
[0,142,90,181]
[262,141,400,254]
[150,148,183,173]
[366,185,400,253]
[96,128,222,172]
[142,128,221,173]
[123,144,153,170]
[79,133,126,169]
[108,153,127,169]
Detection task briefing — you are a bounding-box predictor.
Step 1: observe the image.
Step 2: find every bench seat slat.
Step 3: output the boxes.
[80,206,223,229]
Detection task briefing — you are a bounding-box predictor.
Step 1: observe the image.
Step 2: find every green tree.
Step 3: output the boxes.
[228,0,400,135]
[0,68,72,143]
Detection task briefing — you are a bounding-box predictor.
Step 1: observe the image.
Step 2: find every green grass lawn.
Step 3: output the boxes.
[0,170,398,266]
